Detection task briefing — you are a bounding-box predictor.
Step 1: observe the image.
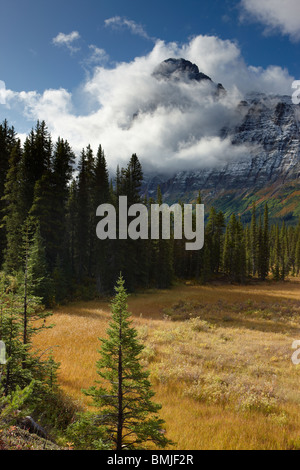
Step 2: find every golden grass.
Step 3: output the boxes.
[32,278,300,450]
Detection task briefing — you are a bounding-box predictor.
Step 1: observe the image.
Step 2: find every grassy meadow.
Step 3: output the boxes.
[33,279,300,450]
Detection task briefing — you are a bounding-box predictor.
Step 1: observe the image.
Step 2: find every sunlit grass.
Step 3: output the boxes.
[33,278,300,449]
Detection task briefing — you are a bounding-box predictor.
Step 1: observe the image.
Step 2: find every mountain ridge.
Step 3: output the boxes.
[142,59,300,223]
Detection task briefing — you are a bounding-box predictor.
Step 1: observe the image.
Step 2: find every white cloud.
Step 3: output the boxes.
[104,16,153,41]
[52,31,81,53]
[240,0,300,41]
[0,80,7,104]
[85,45,109,66]
[1,35,295,174]
[0,80,18,107]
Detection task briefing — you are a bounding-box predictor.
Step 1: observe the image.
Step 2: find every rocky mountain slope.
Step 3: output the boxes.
[143,59,300,223]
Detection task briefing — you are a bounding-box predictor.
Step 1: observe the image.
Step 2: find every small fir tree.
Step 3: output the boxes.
[84,275,172,450]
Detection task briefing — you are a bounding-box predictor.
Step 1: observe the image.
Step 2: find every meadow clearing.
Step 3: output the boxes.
[33,278,300,450]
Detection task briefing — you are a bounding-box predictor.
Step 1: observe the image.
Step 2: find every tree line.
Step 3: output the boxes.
[0,119,300,304]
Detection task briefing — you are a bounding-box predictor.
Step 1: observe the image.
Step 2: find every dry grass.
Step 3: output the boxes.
[33,278,300,450]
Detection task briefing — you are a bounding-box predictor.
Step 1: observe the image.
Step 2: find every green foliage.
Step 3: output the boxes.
[0,381,35,426]
[0,271,56,396]
[82,275,173,450]
[0,120,17,269]
[222,214,246,282]
[66,412,110,450]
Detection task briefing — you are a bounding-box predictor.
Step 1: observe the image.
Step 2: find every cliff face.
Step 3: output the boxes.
[143,60,300,222]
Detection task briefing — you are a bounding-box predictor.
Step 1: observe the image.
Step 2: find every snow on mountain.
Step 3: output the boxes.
[142,59,300,221]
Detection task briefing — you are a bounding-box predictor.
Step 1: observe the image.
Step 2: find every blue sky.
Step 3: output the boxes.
[0,0,300,172]
[1,0,299,92]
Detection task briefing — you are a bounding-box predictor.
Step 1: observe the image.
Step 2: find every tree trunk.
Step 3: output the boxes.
[116,340,123,450]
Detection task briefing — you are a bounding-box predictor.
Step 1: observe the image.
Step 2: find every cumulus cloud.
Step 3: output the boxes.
[52,31,81,53]
[1,35,295,174]
[104,16,153,41]
[240,0,300,41]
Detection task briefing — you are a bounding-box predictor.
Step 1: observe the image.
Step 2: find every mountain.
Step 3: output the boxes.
[143,59,300,224]
[152,57,226,94]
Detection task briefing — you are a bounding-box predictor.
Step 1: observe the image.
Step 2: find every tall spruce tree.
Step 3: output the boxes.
[49,137,75,270]
[65,179,78,281]
[93,145,110,293]
[75,147,95,281]
[20,121,52,215]
[114,154,146,291]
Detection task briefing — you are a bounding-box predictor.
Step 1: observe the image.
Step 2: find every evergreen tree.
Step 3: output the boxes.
[193,191,204,280]
[93,145,110,293]
[0,271,53,395]
[75,147,95,281]
[113,154,147,291]
[29,171,54,266]
[250,202,258,276]
[261,203,270,280]
[295,219,300,275]
[0,120,17,267]
[257,215,264,279]
[65,180,78,280]
[49,137,75,270]
[201,242,211,284]
[222,214,246,282]
[26,223,53,305]
[152,186,173,288]
[20,121,52,215]
[84,275,172,450]
[204,207,225,276]
[272,225,281,280]
[0,291,28,395]
[2,141,24,272]
[279,222,288,280]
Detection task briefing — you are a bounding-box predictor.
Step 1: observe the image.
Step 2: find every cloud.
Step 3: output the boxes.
[52,31,81,53]
[0,80,18,107]
[0,80,7,104]
[1,35,295,175]
[84,45,109,66]
[240,0,300,41]
[104,16,153,41]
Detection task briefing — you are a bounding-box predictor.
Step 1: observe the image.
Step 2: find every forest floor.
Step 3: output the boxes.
[33,277,300,450]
